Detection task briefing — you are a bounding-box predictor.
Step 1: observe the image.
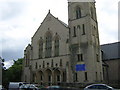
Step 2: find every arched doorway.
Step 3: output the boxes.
[33,73,37,83]
[38,70,44,85]
[63,71,66,82]
[54,69,61,85]
[44,69,52,85]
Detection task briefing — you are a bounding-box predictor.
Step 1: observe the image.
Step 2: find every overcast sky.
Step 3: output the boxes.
[0,0,119,68]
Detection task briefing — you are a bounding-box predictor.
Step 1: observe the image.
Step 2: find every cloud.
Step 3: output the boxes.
[96,0,118,44]
[0,1,27,21]
[4,60,14,69]
[0,0,118,68]
[2,49,23,61]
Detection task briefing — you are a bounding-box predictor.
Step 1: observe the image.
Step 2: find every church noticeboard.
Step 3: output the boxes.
[76,64,86,71]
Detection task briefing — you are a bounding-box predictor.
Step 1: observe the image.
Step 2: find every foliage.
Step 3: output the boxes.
[2,58,23,88]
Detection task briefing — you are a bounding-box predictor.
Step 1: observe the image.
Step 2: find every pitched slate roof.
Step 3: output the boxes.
[101,42,120,60]
[58,19,68,28]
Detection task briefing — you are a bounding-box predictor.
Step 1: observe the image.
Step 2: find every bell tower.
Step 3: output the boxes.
[68,1,103,83]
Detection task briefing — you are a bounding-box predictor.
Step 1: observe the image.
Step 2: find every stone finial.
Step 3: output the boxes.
[49,9,50,13]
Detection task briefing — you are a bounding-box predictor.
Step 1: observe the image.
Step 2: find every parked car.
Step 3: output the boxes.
[46,86,61,88]
[84,84,114,90]
[9,82,24,90]
[19,84,38,90]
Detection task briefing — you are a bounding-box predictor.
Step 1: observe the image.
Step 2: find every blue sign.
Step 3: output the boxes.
[76,64,86,71]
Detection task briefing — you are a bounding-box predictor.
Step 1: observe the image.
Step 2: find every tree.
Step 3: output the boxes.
[8,58,23,82]
[2,58,23,89]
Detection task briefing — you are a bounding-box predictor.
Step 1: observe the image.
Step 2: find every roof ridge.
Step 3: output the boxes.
[101,41,120,46]
[49,12,68,28]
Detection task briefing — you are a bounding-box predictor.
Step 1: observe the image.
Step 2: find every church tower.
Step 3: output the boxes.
[68,1,103,83]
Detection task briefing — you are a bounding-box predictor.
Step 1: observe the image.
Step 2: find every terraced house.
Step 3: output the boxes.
[22,1,103,86]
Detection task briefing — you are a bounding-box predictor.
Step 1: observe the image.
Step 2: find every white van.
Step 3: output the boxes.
[0,85,2,90]
[9,82,24,90]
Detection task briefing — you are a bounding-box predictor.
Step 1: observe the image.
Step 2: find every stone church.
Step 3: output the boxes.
[22,1,103,86]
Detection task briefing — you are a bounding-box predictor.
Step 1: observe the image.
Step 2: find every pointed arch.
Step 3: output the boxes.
[54,33,60,56]
[45,30,53,37]
[76,6,81,19]
[54,69,61,83]
[45,31,53,58]
[38,37,43,59]
[44,69,52,85]
[53,33,61,40]
[73,26,76,37]
[33,73,37,83]
[37,70,44,84]
[77,25,80,30]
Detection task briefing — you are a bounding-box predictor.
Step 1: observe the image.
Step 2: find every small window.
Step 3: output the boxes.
[80,54,83,61]
[60,59,62,66]
[82,24,85,35]
[76,7,81,19]
[47,63,49,67]
[85,72,88,81]
[56,63,58,67]
[75,73,78,81]
[96,54,99,62]
[77,54,80,61]
[77,54,84,61]
[43,61,45,68]
[73,26,76,37]
[35,62,37,69]
[96,72,98,81]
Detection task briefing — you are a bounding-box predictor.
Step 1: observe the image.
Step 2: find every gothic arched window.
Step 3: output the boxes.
[82,24,85,35]
[76,7,81,19]
[77,25,80,35]
[73,26,76,37]
[39,38,43,59]
[54,37,59,56]
[77,25,80,30]
[45,31,52,58]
